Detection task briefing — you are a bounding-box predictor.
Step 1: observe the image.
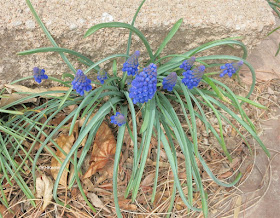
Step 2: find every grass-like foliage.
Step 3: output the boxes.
[267,0,280,56]
[0,0,270,217]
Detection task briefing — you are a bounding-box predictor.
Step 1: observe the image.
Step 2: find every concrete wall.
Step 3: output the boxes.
[0,0,275,82]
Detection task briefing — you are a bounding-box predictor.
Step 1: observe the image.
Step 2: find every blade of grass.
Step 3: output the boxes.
[84,22,154,61]
[113,105,128,217]
[154,18,183,59]
[25,0,76,73]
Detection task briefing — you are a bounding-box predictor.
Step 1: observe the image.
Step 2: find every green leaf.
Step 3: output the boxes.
[139,102,150,134]
[25,0,76,73]
[84,54,128,75]
[154,18,183,59]
[131,98,156,200]
[113,106,128,217]
[58,87,73,109]
[17,47,97,71]
[203,75,231,104]
[84,22,155,61]
[207,95,270,157]
[180,85,199,156]
[195,88,232,161]
[112,60,117,77]
[159,126,200,212]
[126,0,147,57]
[276,42,280,56]
[0,109,23,115]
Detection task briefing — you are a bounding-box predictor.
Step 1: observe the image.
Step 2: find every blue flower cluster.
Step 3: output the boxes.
[179,56,196,71]
[122,51,140,76]
[182,65,205,89]
[220,61,243,77]
[129,63,157,104]
[72,69,92,96]
[97,69,108,84]
[33,67,48,84]
[110,112,126,126]
[162,72,177,91]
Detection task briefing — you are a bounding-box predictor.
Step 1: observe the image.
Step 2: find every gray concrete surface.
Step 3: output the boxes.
[239,110,280,218]
[238,20,280,217]
[240,18,280,84]
[0,0,276,82]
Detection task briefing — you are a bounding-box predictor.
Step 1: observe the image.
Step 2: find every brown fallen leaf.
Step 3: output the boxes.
[87,192,111,213]
[118,198,137,211]
[50,122,79,186]
[5,84,69,96]
[0,204,8,218]
[0,85,70,107]
[36,174,53,211]
[0,93,37,107]
[141,173,155,187]
[233,195,242,218]
[0,204,21,218]
[83,122,117,179]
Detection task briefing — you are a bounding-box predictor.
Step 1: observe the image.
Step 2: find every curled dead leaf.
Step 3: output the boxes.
[0,93,37,107]
[118,198,137,211]
[50,122,79,186]
[83,122,117,179]
[87,192,111,213]
[0,85,70,107]
[36,174,53,211]
[141,173,156,187]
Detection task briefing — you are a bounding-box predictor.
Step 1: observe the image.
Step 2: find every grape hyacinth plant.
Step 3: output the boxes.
[162,72,177,91]
[71,69,92,96]
[97,68,108,84]
[129,63,157,104]
[122,50,140,76]
[110,112,126,126]
[33,67,48,83]
[1,0,269,218]
[179,56,196,71]
[220,61,244,77]
[182,65,206,89]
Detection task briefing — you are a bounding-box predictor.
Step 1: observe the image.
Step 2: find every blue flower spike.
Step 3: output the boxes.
[220,61,243,78]
[162,72,177,91]
[110,112,126,126]
[179,56,196,71]
[122,51,140,76]
[72,69,92,96]
[182,65,206,89]
[33,67,48,84]
[129,63,157,104]
[97,69,108,84]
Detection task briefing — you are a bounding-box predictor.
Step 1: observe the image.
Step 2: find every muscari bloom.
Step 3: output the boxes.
[72,69,92,96]
[162,72,177,91]
[220,61,243,78]
[122,51,140,76]
[97,69,108,84]
[129,63,157,104]
[179,56,196,71]
[110,112,126,126]
[33,67,48,84]
[182,65,206,89]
